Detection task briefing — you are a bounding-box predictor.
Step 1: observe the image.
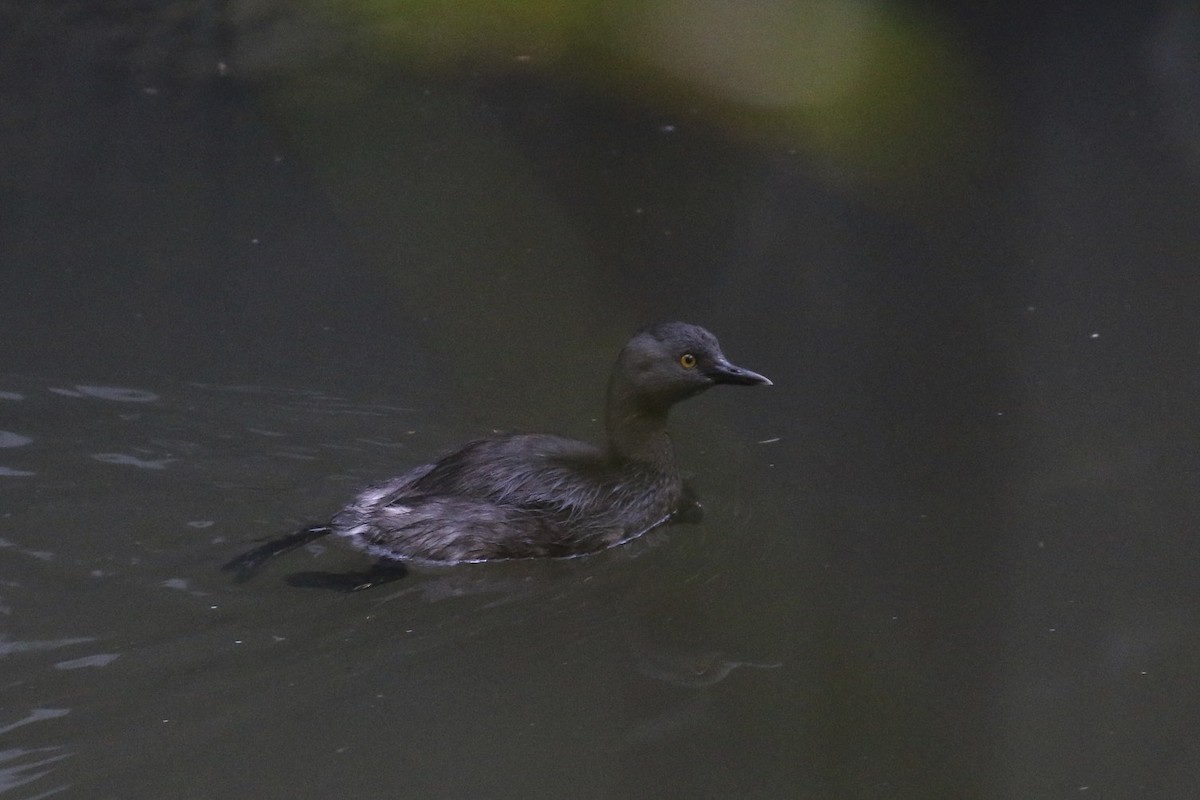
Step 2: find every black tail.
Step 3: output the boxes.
[222,525,333,583]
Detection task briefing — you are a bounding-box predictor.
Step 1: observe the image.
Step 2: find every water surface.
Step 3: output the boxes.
[4,1,1200,797]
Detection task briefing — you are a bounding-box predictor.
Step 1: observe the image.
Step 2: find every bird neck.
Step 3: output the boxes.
[604,378,675,468]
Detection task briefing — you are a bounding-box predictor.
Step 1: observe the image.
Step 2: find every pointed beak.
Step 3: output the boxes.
[709,358,773,386]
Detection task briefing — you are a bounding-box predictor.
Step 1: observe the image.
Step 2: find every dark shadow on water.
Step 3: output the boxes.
[284,560,410,592]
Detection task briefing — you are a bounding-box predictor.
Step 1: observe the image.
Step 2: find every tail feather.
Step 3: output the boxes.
[221,525,333,582]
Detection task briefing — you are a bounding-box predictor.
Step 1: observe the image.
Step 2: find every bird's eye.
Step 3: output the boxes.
[679,353,697,369]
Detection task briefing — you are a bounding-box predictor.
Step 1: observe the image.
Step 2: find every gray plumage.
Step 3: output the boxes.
[225,322,770,575]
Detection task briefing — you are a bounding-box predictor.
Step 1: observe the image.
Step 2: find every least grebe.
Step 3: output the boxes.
[225,322,769,576]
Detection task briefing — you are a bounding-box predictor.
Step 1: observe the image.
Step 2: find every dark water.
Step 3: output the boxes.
[4,2,1200,797]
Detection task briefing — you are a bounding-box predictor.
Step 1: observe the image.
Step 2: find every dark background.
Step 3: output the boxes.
[2,1,1199,797]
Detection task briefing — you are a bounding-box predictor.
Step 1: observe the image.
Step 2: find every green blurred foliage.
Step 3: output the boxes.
[250,0,991,198]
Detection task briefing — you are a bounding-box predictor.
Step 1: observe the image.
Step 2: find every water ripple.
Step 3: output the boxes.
[0,744,72,796]
[54,653,120,670]
[0,466,35,477]
[0,708,70,737]
[0,431,33,448]
[90,453,174,470]
[0,636,95,657]
[49,385,159,402]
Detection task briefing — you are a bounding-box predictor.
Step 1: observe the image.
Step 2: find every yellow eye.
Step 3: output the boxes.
[679,353,697,369]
